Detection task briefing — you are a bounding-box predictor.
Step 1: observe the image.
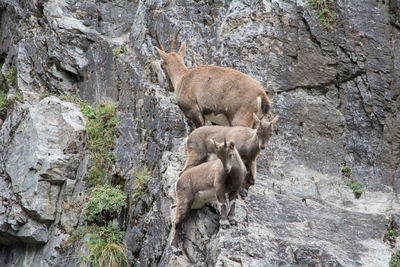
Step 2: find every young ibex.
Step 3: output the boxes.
[171,138,245,255]
[180,114,279,197]
[155,30,272,128]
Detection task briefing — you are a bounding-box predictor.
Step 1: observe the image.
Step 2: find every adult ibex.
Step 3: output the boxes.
[171,138,245,255]
[155,30,272,128]
[180,114,279,197]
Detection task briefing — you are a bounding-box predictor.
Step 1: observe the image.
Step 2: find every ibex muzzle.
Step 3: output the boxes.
[155,30,272,128]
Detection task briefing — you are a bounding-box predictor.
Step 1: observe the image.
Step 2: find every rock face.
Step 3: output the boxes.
[0,0,399,266]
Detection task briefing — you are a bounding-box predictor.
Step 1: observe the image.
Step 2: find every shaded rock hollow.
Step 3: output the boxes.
[0,0,399,266]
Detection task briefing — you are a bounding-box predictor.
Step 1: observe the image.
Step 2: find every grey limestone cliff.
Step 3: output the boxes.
[0,0,399,266]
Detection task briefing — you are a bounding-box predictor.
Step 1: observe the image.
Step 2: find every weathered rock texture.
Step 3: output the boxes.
[0,0,399,266]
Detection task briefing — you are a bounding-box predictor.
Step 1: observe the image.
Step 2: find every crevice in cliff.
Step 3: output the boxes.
[390,21,400,31]
[279,69,366,94]
[301,14,322,50]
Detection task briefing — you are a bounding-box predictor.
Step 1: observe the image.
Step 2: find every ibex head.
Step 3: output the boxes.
[212,137,236,173]
[155,29,186,80]
[253,113,279,150]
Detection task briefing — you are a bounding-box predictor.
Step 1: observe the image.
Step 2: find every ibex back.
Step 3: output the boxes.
[155,30,271,128]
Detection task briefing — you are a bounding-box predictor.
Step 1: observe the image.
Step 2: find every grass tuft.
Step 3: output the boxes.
[307,0,335,28]
[344,179,363,199]
[85,103,117,186]
[113,45,129,57]
[390,250,400,267]
[84,185,127,226]
[83,223,128,267]
[341,165,352,178]
[131,168,151,205]
[5,68,15,87]
[0,90,7,119]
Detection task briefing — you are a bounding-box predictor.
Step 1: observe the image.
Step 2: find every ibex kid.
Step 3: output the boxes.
[171,138,246,255]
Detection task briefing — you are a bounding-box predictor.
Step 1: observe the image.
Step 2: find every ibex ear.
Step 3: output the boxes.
[229,141,235,149]
[156,47,167,60]
[252,113,260,129]
[178,42,186,57]
[271,115,279,125]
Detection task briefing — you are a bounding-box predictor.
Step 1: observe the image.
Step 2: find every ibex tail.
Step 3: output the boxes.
[261,96,271,116]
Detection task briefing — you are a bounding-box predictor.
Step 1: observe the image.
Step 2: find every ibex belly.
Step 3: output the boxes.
[204,113,230,126]
[191,189,216,209]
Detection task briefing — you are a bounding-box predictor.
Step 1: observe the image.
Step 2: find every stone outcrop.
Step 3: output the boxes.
[0,0,399,266]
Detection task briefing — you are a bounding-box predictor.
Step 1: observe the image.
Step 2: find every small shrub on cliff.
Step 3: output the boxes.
[307,0,335,28]
[390,250,400,267]
[0,90,7,119]
[84,185,127,225]
[86,103,117,186]
[344,179,363,199]
[385,230,398,239]
[341,165,352,178]
[82,222,128,267]
[112,45,129,57]
[81,103,95,119]
[5,68,15,87]
[131,168,151,205]
[144,59,156,75]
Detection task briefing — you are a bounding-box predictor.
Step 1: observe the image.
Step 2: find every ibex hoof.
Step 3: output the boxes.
[172,247,183,256]
[229,218,238,226]
[239,189,248,199]
[220,220,230,229]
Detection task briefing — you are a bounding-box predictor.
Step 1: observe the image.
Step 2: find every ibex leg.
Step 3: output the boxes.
[187,107,205,128]
[171,196,192,255]
[227,191,238,226]
[216,191,229,229]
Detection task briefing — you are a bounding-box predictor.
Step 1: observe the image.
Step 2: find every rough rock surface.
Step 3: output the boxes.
[0,0,399,266]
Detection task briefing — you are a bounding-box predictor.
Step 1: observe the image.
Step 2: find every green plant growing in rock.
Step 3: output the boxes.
[112,45,129,57]
[144,59,156,75]
[40,91,56,100]
[65,102,128,265]
[0,62,7,119]
[131,168,151,205]
[59,94,83,104]
[63,225,97,247]
[384,230,398,241]
[341,164,362,198]
[81,103,95,119]
[345,179,363,199]
[12,90,24,103]
[5,68,15,87]
[73,185,128,266]
[86,103,117,186]
[84,185,127,226]
[82,222,128,267]
[0,89,7,119]
[341,165,352,177]
[390,250,400,267]
[307,0,335,28]
[384,229,399,249]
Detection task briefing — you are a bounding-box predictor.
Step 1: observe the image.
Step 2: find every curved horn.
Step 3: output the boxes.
[224,137,227,148]
[170,28,181,52]
[155,31,165,51]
